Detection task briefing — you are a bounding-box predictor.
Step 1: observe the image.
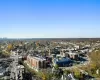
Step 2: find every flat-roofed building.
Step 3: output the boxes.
[27,54,46,71]
[53,57,72,67]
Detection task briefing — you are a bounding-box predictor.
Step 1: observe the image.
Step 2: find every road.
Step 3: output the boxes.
[0,58,10,61]
[10,51,23,80]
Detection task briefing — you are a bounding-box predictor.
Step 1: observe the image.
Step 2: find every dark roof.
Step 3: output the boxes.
[56,58,71,63]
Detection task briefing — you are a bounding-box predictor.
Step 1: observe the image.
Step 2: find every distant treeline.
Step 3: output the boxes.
[0,38,100,41]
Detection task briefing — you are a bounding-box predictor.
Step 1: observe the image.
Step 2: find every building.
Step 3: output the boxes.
[60,49,69,57]
[53,57,72,67]
[27,54,46,71]
[68,52,79,60]
[0,68,6,77]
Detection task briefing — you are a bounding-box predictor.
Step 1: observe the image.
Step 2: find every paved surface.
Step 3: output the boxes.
[0,58,10,61]
[10,51,23,80]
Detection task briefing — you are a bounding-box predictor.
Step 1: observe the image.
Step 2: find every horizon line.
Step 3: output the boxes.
[1,37,100,39]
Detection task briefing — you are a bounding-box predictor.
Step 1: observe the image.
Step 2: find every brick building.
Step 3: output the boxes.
[27,54,46,71]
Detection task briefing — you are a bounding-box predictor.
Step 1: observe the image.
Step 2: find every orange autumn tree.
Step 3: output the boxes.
[7,44,13,52]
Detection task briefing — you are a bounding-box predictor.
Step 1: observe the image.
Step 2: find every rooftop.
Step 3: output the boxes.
[28,54,46,61]
[54,57,71,63]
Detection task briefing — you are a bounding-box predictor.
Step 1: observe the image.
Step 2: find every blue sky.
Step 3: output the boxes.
[0,0,100,38]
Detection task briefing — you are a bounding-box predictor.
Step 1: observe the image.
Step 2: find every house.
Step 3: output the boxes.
[74,45,80,50]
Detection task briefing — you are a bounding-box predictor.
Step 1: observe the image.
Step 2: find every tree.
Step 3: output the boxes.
[64,70,71,75]
[89,50,100,68]
[42,73,46,80]
[54,64,59,69]
[7,44,13,52]
[73,69,81,79]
